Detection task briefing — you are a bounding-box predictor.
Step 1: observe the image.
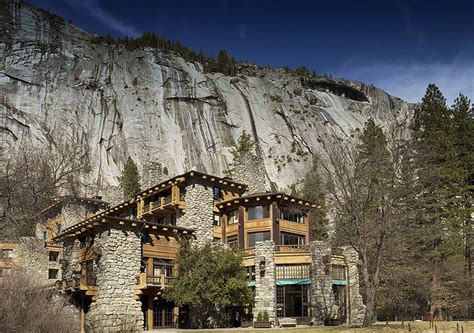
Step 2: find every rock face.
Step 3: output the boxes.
[0,0,414,196]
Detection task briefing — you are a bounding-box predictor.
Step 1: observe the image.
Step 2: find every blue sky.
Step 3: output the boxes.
[29,0,473,103]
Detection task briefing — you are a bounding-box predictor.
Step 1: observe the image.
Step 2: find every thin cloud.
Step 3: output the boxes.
[64,0,140,37]
[334,59,474,103]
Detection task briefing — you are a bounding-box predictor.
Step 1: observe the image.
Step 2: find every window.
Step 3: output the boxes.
[227,210,238,225]
[247,205,270,220]
[247,266,256,281]
[331,265,346,280]
[281,232,305,246]
[156,216,165,225]
[170,213,177,225]
[49,251,59,262]
[0,268,12,277]
[153,259,174,277]
[57,224,61,234]
[280,206,305,223]
[1,249,15,259]
[247,231,271,247]
[213,214,220,226]
[276,264,310,279]
[48,269,58,279]
[213,187,222,200]
[43,230,48,240]
[227,235,238,249]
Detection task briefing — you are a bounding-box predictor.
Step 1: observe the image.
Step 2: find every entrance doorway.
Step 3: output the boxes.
[276,285,310,318]
[153,299,174,328]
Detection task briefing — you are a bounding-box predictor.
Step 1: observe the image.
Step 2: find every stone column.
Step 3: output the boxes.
[342,246,366,326]
[176,179,214,246]
[232,152,270,194]
[309,241,333,325]
[254,240,276,324]
[62,238,81,280]
[86,225,143,331]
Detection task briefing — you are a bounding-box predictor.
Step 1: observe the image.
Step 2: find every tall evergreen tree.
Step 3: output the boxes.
[117,157,141,199]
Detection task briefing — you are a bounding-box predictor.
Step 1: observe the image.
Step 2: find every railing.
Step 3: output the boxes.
[146,275,161,285]
[150,200,161,211]
[275,244,309,253]
[163,195,173,205]
[163,276,175,285]
[241,248,256,256]
[143,204,150,213]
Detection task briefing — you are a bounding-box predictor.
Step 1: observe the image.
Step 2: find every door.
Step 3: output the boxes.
[153,299,174,328]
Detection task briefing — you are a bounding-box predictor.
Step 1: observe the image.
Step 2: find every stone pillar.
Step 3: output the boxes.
[309,241,333,325]
[342,246,366,326]
[61,203,87,229]
[62,238,81,280]
[176,179,214,246]
[141,160,168,189]
[254,240,276,324]
[86,225,143,331]
[232,152,269,194]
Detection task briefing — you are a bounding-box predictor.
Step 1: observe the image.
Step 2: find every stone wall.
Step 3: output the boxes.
[342,246,366,326]
[254,240,276,324]
[232,152,270,194]
[18,237,61,285]
[177,179,214,246]
[62,238,81,280]
[86,225,143,332]
[309,241,334,325]
[61,203,87,229]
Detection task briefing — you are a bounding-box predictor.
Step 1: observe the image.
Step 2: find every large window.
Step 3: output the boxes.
[276,264,310,279]
[247,205,270,220]
[227,210,238,225]
[247,266,256,281]
[281,232,305,246]
[247,231,271,247]
[280,206,304,223]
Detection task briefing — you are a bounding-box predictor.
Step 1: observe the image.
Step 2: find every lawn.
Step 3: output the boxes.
[181,321,474,333]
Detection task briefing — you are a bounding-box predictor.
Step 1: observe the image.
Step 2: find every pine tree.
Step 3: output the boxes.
[299,157,329,240]
[117,157,141,199]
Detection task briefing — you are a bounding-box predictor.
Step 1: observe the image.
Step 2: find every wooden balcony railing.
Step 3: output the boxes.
[163,195,173,205]
[241,248,256,256]
[146,275,161,285]
[150,200,161,211]
[275,244,309,253]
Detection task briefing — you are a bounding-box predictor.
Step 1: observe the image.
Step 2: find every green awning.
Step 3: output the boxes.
[276,279,311,286]
[247,280,256,287]
[332,279,347,285]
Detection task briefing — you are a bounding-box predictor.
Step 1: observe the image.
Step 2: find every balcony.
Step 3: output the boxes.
[143,194,184,216]
[275,244,309,253]
[136,272,175,289]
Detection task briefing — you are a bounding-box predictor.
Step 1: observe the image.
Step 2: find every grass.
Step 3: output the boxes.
[181,321,474,333]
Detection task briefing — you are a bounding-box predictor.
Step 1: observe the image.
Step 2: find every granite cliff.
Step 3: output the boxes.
[0,0,414,199]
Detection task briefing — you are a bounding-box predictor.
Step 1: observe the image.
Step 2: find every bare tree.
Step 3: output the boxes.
[0,270,80,332]
[319,119,415,326]
[0,136,90,238]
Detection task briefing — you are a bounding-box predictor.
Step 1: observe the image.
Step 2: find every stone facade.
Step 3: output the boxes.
[309,241,334,325]
[62,239,81,280]
[177,179,214,246]
[61,203,88,229]
[342,246,366,326]
[86,225,143,331]
[18,237,61,285]
[254,240,276,324]
[232,153,270,194]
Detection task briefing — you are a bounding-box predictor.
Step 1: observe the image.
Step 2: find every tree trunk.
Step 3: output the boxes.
[363,282,377,326]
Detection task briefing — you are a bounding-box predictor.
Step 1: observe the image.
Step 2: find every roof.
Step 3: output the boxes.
[216,192,317,210]
[36,196,110,217]
[136,170,248,199]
